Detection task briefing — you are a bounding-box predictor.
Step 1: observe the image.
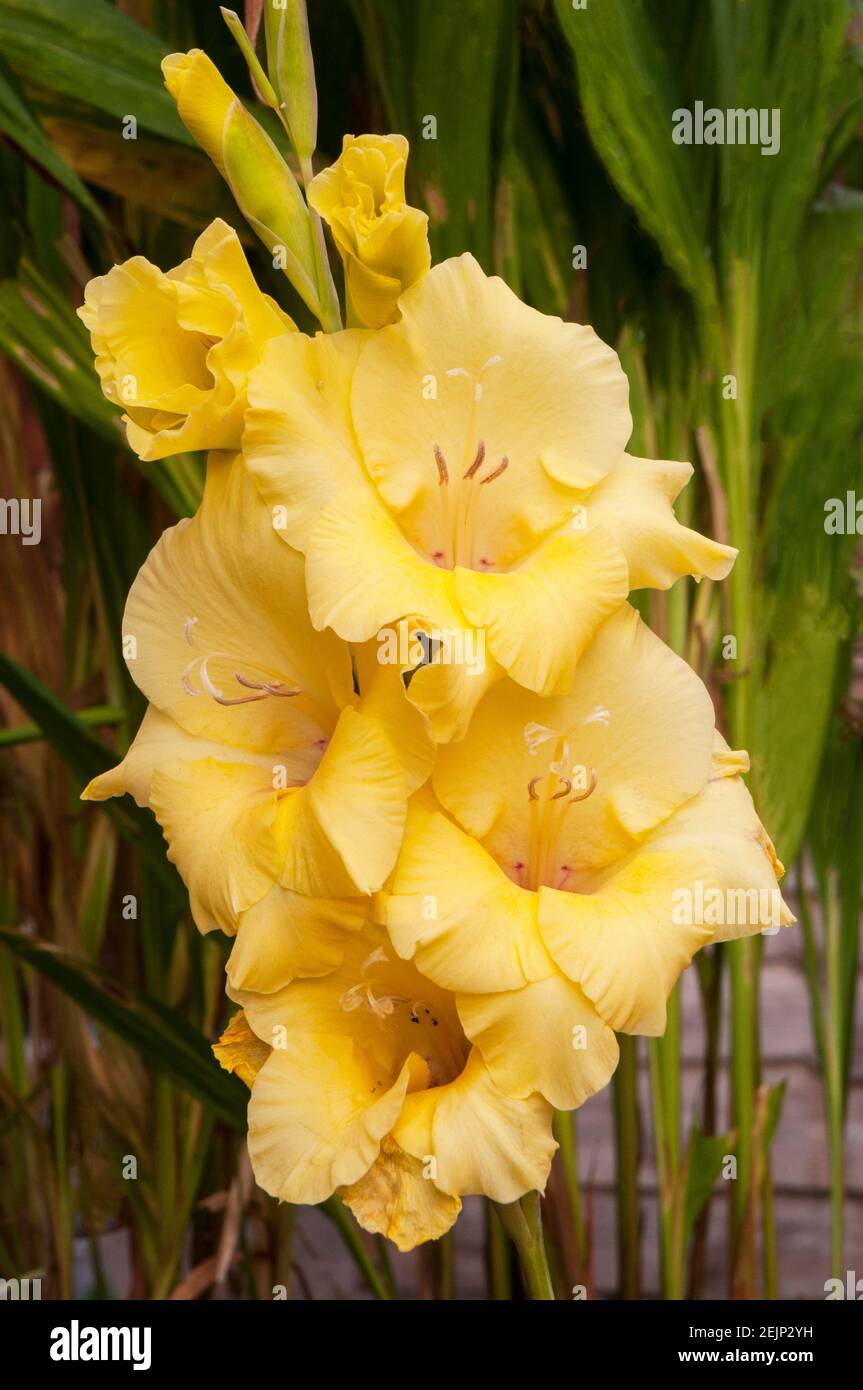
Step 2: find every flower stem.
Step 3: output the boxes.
[485,1202,512,1299]
[300,155,342,333]
[494,1193,556,1300]
[613,1035,641,1299]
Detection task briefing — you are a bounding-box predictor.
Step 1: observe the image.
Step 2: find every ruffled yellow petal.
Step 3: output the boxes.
[351,254,631,567]
[309,134,430,330]
[710,731,751,780]
[231,926,460,1085]
[386,800,552,991]
[212,1010,271,1088]
[638,770,793,944]
[247,1036,420,1205]
[404,646,502,744]
[345,257,408,331]
[277,706,406,897]
[79,220,292,461]
[244,329,371,551]
[352,639,436,793]
[538,852,713,1035]
[226,888,367,993]
[81,705,253,808]
[454,528,628,696]
[585,454,737,589]
[456,972,619,1110]
[393,1048,557,1203]
[149,757,281,934]
[538,758,791,1035]
[83,710,281,936]
[432,604,715,880]
[339,1136,461,1252]
[187,218,290,342]
[121,451,347,755]
[305,490,463,641]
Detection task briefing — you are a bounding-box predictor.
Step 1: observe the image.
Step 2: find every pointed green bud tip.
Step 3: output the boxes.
[264,0,318,171]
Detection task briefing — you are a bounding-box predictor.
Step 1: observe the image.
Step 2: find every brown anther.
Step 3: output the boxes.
[434,445,449,485]
[528,775,543,801]
[463,439,486,480]
[234,674,302,698]
[570,768,598,803]
[551,778,571,800]
[480,455,509,485]
[212,690,269,706]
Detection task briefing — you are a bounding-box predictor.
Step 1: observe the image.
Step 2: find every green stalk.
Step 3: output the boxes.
[688,948,723,1298]
[649,987,682,1298]
[485,1202,512,1299]
[0,705,125,748]
[715,259,764,1297]
[274,1202,296,1296]
[435,1229,456,1300]
[494,1193,555,1300]
[762,1152,778,1300]
[321,1197,391,1300]
[825,872,846,1278]
[50,1063,73,1298]
[299,154,343,335]
[553,1110,586,1272]
[612,1035,641,1299]
[800,868,846,1276]
[376,1235,399,1300]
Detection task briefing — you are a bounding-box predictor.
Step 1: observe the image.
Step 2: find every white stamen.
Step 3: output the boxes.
[582,704,610,726]
[198,657,223,701]
[366,987,399,1019]
[340,984,364,1012]
[549,742,572,776]
[184,616,198,647]
[524,721,559,755]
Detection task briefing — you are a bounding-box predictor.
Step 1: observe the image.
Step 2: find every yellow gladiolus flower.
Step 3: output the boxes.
[384,606,792,1108]
[162,49,322,318]
[78,218,294,461]
[82,452,434,966]
[228,923,558,1251]
[244,253,736,739]
[308,133,430,328]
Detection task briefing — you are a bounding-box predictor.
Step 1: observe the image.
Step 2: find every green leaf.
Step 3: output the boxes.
[0,263,122,440]
[753,588,847,864]
[0,53,105,220]
[511,114,577,317]
[0,651,123,785]
[0,927,247,1129]
[682,1128,732,1244]
[0,0,192,145]
[759,1081,787,1156]
[0,704,123,748]
[413,0,516,265]
[34,112,236,231]
[0,651,176,886]
[555,0,715,316]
